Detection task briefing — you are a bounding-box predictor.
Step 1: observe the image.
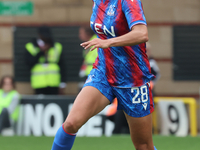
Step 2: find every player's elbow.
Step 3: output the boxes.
[132,24,149,43]
[141,31,149,43]
[143,35,149,43]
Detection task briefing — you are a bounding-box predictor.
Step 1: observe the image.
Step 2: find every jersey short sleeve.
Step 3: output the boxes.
[122,0,147,30]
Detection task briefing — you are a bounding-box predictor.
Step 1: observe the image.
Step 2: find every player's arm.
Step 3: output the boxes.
[109,24,148,47]
[80,24,148,51]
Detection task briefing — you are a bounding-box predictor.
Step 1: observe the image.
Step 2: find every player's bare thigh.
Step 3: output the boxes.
[63,86,110,133]
[124,113,154,150]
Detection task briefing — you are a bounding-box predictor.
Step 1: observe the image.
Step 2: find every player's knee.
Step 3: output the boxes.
[63,120,79,133]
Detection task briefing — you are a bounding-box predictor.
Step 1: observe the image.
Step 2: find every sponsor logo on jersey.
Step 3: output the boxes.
[93,23,116,37]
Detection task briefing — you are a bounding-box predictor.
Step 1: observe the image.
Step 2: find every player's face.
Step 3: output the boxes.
[2,77,13,92]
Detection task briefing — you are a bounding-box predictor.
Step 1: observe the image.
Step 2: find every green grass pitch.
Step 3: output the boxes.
[0,135,200,150]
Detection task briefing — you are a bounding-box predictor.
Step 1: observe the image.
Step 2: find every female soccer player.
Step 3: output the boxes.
[51,0,157,150]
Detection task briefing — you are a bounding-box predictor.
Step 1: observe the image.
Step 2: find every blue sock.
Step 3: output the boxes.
[51,125,76,150]
[154,146,157,150]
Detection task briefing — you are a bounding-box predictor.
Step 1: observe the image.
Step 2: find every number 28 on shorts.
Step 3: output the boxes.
[131,83,149,104]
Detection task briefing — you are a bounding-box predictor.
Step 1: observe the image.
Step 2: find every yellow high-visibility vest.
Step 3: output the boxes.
[0,89,20,122]
[84,35,98,76]
[26,42,62,89]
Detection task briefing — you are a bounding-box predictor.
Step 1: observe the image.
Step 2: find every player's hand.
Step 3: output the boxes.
[39,44,51,52]
[80,38,110,51]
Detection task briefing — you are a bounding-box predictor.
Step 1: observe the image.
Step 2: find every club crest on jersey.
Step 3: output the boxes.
[107,5,115,16]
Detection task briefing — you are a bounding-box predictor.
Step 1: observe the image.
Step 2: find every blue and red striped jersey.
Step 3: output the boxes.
[90,0,154,87]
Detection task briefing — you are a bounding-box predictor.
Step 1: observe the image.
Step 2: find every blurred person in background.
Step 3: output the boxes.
[25,26,66,95]
[78,26,98,90]
[0,76,20,135]
[146,42,160,94]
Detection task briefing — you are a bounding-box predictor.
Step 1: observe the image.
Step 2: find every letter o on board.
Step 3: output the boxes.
[43,103,64,136]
